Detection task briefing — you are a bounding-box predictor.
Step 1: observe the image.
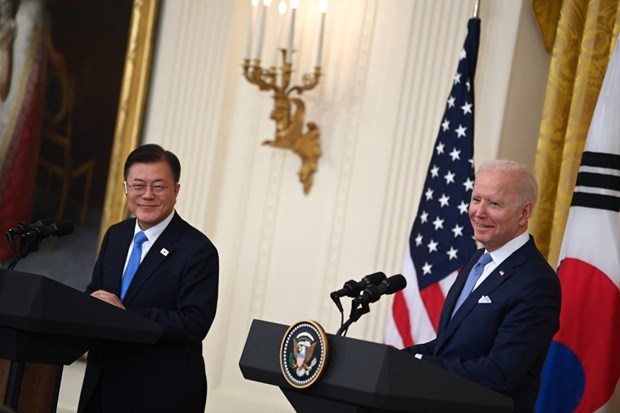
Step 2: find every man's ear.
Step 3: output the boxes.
[519,202,533,225]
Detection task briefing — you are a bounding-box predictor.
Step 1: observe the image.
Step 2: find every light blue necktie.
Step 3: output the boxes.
[120,231,148,300]
[451,252,492,317]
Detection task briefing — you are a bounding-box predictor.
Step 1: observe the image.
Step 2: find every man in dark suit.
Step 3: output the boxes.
[78,144,218,413]
[403,160,561,413]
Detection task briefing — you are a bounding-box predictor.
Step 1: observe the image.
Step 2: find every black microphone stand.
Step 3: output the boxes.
[335,299,370,337]
[3,229,40,270]
[330,292,346,333]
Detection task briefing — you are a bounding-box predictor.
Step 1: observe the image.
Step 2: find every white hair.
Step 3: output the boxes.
[477,159,538,206]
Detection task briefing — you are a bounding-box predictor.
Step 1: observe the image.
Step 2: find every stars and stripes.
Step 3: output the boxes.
[385,18,480,349]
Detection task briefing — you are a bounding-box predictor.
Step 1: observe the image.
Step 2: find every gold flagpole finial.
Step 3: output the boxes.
[472,0,480,18]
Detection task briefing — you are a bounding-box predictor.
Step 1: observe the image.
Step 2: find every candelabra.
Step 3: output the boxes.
[243,53,321,194]
[242,0,326,194]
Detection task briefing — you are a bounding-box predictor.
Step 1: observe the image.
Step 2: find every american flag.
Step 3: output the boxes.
[385,18,480,348]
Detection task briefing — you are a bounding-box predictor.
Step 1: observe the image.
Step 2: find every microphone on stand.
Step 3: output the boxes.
[20,219,74,242]
[336,274,407,337]
[353,274,407,307]
[4,219,74,270]
[330,272,386,312]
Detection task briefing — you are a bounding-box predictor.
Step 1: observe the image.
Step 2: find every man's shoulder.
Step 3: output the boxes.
[105,218,135,236]
[511,239,560,292]
[521,237,556,273]
[169,214,216,248]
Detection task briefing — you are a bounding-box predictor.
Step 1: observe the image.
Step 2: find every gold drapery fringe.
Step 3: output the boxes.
[530,0,620,267]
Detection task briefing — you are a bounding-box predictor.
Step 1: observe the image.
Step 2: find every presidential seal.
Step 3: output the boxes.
[280,320,329,389]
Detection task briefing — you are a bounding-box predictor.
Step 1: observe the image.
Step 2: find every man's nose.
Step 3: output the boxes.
[474,202,487,216]
[142,185,156,197]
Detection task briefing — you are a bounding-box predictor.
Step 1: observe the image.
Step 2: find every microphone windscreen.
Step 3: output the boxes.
[364,271,386,286]
[385,274,407,293]
[53,221,74,237]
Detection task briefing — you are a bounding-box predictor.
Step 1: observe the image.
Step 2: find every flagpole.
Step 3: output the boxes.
[472,0,480,18]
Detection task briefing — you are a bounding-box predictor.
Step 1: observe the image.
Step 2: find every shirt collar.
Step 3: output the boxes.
[486,231,529,266]
[133,210,176,242]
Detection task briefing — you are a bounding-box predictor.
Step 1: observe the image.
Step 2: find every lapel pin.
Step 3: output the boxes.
[499,270,505,277]
[160,248,169,256]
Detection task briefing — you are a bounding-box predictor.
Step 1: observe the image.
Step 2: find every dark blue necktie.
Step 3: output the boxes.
[120,231,148,300]
[451,252,492,317]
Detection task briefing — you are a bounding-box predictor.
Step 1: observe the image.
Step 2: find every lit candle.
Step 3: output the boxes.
[316,0,327,67]
[244,0,260,59]
[286,0,299,64]
[272,0,287,65]
[253,0,272,61]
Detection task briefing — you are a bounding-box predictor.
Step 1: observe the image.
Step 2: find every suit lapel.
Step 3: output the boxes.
[438,250,483,332]
[109,220,136,296]
[122,215,181,303]
[435,238,536,352]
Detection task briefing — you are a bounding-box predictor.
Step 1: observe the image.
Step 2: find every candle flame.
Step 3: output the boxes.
[279,0,287,14]
[290,0,299,10]
[320,0,328,13]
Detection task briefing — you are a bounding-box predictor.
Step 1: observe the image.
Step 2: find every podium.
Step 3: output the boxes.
[239,319,514,413]
[0,269,163,412]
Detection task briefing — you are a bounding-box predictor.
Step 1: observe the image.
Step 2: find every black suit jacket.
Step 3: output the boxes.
[404,236,561,413]
[78,213,219,413]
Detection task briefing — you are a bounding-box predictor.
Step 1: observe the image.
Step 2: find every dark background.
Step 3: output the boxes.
[17,0,133,289]
[38,0,132,210]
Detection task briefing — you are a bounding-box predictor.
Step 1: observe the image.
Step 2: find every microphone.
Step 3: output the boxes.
[8,222,33,236]
[353,274,407,307]
[20,219,74,242]
[330,272,386,314]
[334,274,407,337]
[330,272,387,299]
[4,219,75,270]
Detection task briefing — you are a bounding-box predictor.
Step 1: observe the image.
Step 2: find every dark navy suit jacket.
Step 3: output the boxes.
[78,213,219,413]
[404,236,560,413]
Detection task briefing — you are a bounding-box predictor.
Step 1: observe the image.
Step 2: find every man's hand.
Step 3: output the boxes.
[91,290,125,309]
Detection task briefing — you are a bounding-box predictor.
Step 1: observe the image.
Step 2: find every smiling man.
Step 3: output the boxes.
[403,159,561,413]
[78,144,219,413]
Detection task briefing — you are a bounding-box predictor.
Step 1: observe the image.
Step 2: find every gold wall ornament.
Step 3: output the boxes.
[242,0,327,195]
[100,0,160,246]
[243,55,321,194]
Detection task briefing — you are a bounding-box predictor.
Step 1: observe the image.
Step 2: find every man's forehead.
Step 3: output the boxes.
[473,173,517,196]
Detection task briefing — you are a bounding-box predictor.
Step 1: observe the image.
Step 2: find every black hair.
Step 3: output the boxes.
[123,144,181,182]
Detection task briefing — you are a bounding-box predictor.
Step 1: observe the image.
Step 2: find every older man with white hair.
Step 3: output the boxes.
[403,159,561,413]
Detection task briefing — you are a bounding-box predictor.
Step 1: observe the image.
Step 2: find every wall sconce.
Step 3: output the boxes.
[242,0,327,194]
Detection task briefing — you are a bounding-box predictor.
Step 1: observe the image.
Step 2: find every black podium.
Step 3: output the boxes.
[239,319,514,413]
[0,269,162,412]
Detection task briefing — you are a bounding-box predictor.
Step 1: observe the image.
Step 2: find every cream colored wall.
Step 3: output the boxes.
[102,1,549,412]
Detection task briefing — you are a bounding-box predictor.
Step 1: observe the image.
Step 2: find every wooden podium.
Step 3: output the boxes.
[240,319,514,413]
[0,269,162,412]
